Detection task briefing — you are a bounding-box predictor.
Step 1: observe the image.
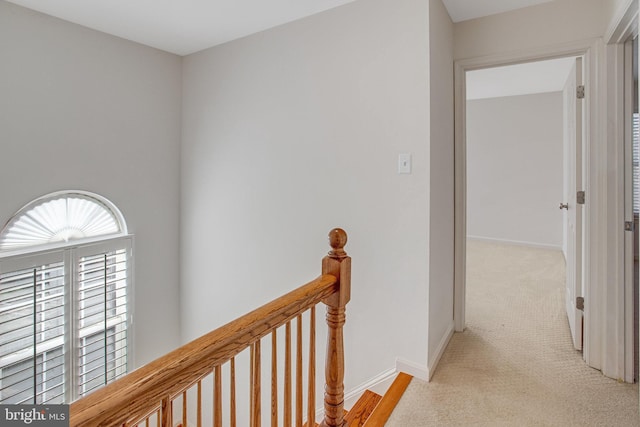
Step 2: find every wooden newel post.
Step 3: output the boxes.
[320,228,351,427]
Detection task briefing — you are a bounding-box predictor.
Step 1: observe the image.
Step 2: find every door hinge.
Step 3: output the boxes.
[625,221,635,232]
[577,85,585,99]
[577,191,585,205]
[576,297,584,311]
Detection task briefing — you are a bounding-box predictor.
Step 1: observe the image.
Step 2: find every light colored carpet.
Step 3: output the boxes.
[386,240,639,426]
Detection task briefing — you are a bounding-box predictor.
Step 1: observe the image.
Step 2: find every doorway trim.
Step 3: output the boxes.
[604,0,639,383]
[453,38,604,370]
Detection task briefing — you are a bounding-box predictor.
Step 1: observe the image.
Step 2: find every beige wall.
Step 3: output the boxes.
[428,0,455,373]
[454,0,606,60]
[467,93,564,248]
[181,0,431,407]
[0,1,183,367]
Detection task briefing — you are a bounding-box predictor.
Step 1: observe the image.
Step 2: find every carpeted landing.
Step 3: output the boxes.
[385,240,639,426]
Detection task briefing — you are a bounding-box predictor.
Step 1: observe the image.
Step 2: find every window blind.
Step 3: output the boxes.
[0,261,66,404]
[0,239,130,404]
[0,195,123,252]
[76,248,128,398]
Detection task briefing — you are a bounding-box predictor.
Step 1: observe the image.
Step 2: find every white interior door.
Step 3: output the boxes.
[563,57,584,351]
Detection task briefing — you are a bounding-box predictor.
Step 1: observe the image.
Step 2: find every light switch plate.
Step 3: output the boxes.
[398,153,411,174]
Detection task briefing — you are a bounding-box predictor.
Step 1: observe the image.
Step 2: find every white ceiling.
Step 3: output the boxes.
[5,0,557,56]
[4,0,358,55]
[466,57,577,100]
[7,0,568,100]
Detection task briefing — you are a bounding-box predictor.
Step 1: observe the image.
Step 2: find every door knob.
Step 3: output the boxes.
[559,203,569,210]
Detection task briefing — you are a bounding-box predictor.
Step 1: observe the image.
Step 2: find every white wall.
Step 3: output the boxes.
[427,0,455,374]
[181,0,430,400]
[466,93,564,248]
[0,1,183,366]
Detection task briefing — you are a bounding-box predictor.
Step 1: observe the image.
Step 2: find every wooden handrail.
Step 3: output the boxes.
[69,228,351,427]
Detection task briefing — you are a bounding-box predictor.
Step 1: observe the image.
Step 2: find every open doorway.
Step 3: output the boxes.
[463,56,583,352]
[452,40,601,371]
[465,59,573,251]
[454,38,640,386]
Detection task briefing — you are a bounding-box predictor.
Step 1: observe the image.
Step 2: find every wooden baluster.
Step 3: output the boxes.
[214,365,222,427]
[250,345,255,426]
[182,391,187,427]
[161,397,172,427]
[197,380,202,427]
[271,330,278,427]
[230,357,237,427]
[156,409,161,427]
[296,315,303,427]
[320,229,351,427]
[308,306,316,427]
[145,418,150,427]
[253,340,262,427]
[284,321,292,427]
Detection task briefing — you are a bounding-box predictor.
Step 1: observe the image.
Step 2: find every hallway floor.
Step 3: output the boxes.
[386,240,639,426]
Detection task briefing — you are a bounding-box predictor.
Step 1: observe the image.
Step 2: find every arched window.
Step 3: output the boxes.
[0,191,127,251]
[0,191,132,404]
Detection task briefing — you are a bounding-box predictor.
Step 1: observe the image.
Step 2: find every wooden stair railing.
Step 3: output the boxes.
[69,228,351,427]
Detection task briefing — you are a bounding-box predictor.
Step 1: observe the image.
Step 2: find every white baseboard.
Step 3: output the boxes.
[427,322,454,380]
[395,358,429,382]
[396,325,455,382]
[467,235,562,251]
[317,331,454,422]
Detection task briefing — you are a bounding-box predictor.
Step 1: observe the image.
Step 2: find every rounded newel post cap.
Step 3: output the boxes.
[328,228,348,258]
